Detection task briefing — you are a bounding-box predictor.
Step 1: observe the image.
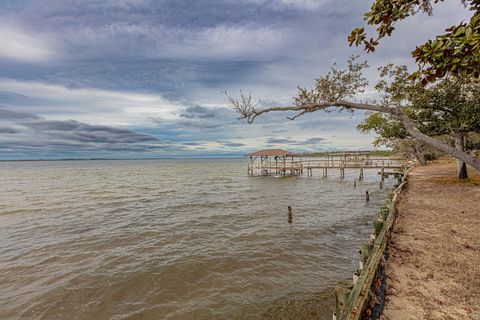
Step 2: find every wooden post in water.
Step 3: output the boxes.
[249,156,253,176]
[288,206,293,224]
[365,190,370,202]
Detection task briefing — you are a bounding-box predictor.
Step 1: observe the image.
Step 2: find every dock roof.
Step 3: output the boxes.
[246,149,298,157]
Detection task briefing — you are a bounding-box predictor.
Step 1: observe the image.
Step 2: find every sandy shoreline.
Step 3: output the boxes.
[381,160,480,319]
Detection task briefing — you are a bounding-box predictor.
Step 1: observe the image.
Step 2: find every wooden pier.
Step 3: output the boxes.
[246,149,406,178]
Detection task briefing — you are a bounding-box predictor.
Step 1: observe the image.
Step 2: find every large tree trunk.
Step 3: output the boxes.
[454,133,468,180]
[413,143,427,165]
[395,110,480,172]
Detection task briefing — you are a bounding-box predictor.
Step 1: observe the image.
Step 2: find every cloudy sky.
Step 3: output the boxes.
[0,0,472,159]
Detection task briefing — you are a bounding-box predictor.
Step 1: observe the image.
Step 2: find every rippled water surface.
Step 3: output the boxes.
[0,158,396,320]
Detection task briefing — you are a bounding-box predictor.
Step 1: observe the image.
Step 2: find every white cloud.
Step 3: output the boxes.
[0,22,57,62]
[0,79,181,126]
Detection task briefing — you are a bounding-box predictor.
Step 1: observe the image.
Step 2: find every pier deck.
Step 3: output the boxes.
[248,158,406,177]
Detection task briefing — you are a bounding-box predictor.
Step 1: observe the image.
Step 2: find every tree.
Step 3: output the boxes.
[348,0,480,83]
[357,72,480,178]
[356,112,429,165]
[409,76,480,178]
[224,57,480,173]
[346,0,480,178]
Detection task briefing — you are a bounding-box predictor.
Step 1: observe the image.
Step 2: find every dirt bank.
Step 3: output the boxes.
[381,160,480,320]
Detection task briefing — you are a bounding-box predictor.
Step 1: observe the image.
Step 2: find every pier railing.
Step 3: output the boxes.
[247,158,406,176]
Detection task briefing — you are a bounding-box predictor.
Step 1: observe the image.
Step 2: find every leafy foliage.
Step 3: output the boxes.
[295,56,369,107]
[357,112,408,147]
[410,78,480,134]
[349,0,480,83]
[358,65,480,157]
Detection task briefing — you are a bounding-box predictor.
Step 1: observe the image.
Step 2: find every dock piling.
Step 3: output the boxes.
[359,167,364,181]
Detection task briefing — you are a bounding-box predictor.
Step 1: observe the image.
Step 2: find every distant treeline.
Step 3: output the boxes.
[299,150,396,157]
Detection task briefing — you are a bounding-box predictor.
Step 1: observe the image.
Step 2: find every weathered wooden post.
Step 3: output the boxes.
[288,206,293,224]
[354,180,357,188]
[335,279,353,320]
[249,156,253,176]
[365,190,370,202]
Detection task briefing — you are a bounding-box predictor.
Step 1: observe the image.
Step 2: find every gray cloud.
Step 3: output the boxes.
[303,137,327,145]
[0,109,189,158]
[26,120,158,143]
[265,137,297,144]
[0,108,40,120]
[265,136,330,147]
[221,142,245,148]
[175,105,240,131]
[180,106,217,119]
[0,125,17,134]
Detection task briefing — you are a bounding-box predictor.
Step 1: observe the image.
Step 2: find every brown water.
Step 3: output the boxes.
[0,158,395,320]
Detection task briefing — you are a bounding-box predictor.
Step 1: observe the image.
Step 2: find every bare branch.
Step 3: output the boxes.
[222,90,261,123]
[286,110,307,120]
[223,56,374,123]
[223,88,391,122]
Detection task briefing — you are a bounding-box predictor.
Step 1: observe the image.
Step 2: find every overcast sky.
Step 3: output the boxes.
[0,0,472,159]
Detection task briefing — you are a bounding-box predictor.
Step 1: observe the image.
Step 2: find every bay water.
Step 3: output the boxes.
[0,158,395,320]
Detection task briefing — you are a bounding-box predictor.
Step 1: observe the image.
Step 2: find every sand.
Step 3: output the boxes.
[381,160,480,320]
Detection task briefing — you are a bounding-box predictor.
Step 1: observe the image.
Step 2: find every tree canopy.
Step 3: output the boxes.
[357,71,480,172]
[348,0,480,83]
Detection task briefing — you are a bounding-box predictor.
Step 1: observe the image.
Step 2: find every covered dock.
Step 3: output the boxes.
[246,149,302,176]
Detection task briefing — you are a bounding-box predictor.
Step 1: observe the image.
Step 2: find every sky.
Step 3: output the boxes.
[0,0,473,159]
